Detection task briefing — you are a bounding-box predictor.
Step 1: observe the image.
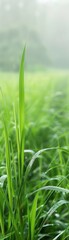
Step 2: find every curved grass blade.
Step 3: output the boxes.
[53,230,65,240]
[47,200,69,219]
[25,147,59,179]
[27,185,69,197]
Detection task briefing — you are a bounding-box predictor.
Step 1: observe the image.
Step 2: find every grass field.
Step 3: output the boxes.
[0,67,69,239]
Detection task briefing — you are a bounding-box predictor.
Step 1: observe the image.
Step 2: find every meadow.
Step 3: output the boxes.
[0,58,69,239]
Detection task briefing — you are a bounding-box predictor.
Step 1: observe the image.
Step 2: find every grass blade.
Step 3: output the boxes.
[27,185,69,197]
[19,48,25,182]
[53,231,65,240]
[25,147,58,179]
[47,200,69,219]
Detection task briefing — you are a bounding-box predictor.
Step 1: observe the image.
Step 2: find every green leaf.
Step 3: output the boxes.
[25,147,59,179]
[19,47,25,181]
[28,185,69,197]
[47,200,69,219]
[53,230,65,240]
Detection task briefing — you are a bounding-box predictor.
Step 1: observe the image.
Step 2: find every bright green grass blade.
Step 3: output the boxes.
[13,104,19,163]
[19,48,25,181]
[53,231,65,240]
[30,193,38,240]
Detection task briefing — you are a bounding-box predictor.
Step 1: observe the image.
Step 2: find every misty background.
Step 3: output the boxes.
[0,0,69,71]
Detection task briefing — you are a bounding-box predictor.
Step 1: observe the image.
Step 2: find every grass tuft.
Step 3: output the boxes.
[0,60,69,239]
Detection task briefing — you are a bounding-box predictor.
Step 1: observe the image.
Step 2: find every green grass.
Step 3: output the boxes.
[0,65,69,239]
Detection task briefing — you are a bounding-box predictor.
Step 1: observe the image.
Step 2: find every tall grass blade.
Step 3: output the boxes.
[13,104,19,164]
[19,48,25,181]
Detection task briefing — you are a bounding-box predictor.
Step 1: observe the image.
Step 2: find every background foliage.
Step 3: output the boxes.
[0,0,69,71]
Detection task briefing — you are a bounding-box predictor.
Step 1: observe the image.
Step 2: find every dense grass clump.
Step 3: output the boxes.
[0,60,69,239]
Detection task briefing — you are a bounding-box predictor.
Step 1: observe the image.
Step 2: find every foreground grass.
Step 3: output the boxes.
[0,68,69,239]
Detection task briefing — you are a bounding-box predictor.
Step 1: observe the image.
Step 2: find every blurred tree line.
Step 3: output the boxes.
[0,0,69,71]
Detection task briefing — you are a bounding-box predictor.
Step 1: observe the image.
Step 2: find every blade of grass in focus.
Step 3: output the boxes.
[19,47,25,183]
